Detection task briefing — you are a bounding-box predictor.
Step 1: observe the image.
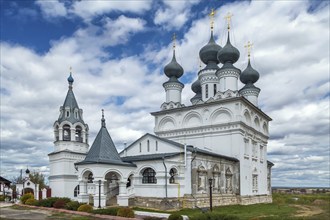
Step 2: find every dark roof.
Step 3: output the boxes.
[0,176,11,184]
[48,149,87,156]
[267,160,275,166]
[76,116,133,167]
[186,146,239,162]
[122,152,180,162]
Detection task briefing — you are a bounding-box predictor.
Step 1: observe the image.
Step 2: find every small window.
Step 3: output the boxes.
[66,111,69,117]
[155,141,158,151]
[142,168,157,184]
[139,143,141,152]
[74,185,80,197]
[147,140,150,152]
[169,168,177,184]
[205,84,209,99]
[213,84,217,96]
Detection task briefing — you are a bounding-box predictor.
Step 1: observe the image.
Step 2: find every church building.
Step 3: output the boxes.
[48,12,273,209]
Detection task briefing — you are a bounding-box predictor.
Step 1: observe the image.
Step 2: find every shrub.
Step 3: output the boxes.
[53,199,67,209]
[143,217,164,220]
[91,207,120,216]
[36,197,71,207]
[77,204,93,212]
[25,198,38,206]
[20,193,34,204]
[189,213,239,220]
[117,207,135,218]
[65,201,82,211]
[0,195,5,201]
[168,213,183,220]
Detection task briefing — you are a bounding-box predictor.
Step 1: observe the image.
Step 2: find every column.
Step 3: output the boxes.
[78,181,89,203]
[117,181,129,206]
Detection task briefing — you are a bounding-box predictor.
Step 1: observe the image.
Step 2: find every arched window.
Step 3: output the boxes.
[169,168,177,184]
[87,173,94,183]
[75,126,82,142]
[142,168,157,184]
[63,125,71,141]
[126,175,133,188]
[74,185,80,197]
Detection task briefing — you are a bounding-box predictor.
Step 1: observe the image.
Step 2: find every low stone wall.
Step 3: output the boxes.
[129,194,272,210]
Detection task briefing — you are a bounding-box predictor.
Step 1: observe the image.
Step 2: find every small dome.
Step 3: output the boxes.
[25,168,30,174]
[199,31,222,65]
[191,79,201,94]
[240,60,259,84]
[217,32,240,64]
[164,51,184,79]
[67,73,74,84]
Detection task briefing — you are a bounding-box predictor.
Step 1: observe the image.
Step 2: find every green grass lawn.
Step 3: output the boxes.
[134,193,330,220]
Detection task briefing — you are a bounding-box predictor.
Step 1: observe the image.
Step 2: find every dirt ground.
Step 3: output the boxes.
[292,205,324,217]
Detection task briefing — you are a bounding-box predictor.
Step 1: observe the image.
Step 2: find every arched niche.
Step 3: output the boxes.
[159,117,176,131]
[210,109,232,124]
[183,112,203,128]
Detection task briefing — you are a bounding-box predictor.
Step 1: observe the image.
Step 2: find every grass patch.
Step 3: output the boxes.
[9,205,33,210]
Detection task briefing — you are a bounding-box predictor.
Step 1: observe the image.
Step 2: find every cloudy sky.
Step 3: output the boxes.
[1,0,329,187]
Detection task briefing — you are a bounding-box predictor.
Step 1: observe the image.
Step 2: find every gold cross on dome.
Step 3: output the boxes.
[244,41,253,58]
[209,8,215,30]
[224,12,233,30]
[172,33,176,50]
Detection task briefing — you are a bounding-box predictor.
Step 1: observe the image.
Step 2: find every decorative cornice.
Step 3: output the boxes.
[163,81,184,90]
[239,87,260,96]
[216,69,240,78]
[160,101,185,110]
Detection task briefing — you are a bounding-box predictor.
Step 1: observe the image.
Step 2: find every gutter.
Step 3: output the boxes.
[162,157,168,199]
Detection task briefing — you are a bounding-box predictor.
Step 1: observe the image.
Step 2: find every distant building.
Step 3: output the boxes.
[0,176,12,199]
[49,12,273,209]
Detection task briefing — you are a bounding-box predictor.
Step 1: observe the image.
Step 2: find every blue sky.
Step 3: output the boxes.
[1,0,329,187]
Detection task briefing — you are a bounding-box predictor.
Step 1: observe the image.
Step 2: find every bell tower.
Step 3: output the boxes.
[49,69,89,199]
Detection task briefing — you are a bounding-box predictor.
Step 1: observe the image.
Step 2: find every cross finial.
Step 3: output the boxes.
[224,12,233,30]
[102,109,104,119]
[244,41,253,59]
[101,109,106,127]
[172,33,176,50]
[209,8,215,31]
[69,66,72,73]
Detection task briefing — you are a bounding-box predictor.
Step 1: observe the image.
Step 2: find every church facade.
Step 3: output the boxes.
[49,16,273,209]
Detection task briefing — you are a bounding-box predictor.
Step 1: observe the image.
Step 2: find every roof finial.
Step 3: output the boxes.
[172,33,176,51]
[67,66,74,88]
[101,109,106,127]
[244,41,253,60]
[224,12,233,31]
[209,8,215,31]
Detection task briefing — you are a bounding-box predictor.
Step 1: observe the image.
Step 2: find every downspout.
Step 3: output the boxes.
[184,144,187,167]
[162,157,168,199]
[190,147,197,208]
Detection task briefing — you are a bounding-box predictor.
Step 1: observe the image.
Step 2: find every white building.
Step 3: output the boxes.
[49,18,273,209]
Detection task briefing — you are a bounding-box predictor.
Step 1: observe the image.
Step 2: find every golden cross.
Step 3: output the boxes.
[172,33,176,50]
[224,12,233,30]
[69,66,72,73]
[102,109,104,118]
[209,8,215,30]
[244,41,253,58]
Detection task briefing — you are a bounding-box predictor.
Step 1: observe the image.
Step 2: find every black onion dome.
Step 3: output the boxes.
[199,31,222,65]
[191,79,202,93]
[25,168,30,174]
[240,59,259,84]
[164,51,184,79]
[217,32,240,64]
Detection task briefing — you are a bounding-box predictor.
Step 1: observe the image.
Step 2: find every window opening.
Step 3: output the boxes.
[75,126,82,142]
[63,125,71,141]
[74,185,80,197]
[169,168,177,184]
[142,168,157,184]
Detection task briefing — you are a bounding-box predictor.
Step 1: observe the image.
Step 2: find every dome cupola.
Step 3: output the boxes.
[199,31,222,65]
[164,50,184,80]
[240,59,259,84]
[191,78,202,94]
[217,32,240,64]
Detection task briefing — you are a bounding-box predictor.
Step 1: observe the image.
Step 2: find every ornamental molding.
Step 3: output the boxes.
[216,69,240,78]
[239,88,260,96]
[163,82,184,90]
[161,101,185,110]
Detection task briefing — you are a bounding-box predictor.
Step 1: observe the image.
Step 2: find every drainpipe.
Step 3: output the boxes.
[190,147,197,207]
[162,157,168,199]
[184,144,187,167]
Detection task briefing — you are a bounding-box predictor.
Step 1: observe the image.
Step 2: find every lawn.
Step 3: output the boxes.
[134,193,330,220]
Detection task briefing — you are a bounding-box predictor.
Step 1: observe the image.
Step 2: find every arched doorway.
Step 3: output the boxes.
[23,188,34,195]
[104,172,121,206]
[82,170,95,205]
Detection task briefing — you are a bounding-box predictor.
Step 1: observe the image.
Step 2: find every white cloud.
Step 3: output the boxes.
[154,0,201,30]
[36,0,67,18]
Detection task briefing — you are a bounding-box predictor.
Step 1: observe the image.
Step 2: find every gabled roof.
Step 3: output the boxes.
[0,176,11,184]
[76,114,134,167]
[119,132,183,154]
